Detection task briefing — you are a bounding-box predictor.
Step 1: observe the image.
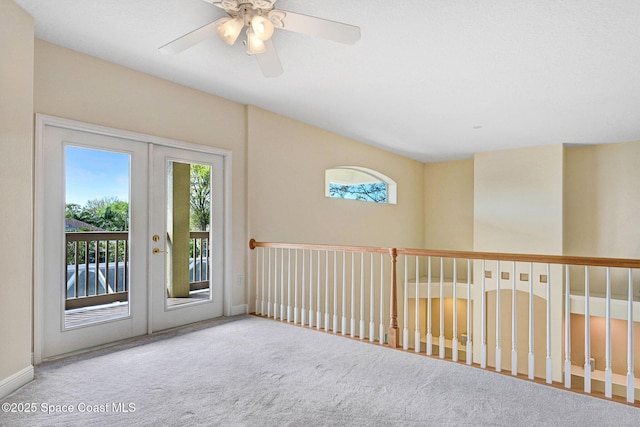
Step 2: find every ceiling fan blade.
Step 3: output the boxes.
[276,10,360,44]
[159,18,225,54]
[204,1,278,10]
[255,39,284,78]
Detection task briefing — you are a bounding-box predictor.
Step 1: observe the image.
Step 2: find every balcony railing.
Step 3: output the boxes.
[249,239,640,405]
[66,232,129,310]
[65,231,210,310]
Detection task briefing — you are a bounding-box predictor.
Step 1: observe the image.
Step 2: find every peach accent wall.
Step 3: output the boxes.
[569,313,640,377]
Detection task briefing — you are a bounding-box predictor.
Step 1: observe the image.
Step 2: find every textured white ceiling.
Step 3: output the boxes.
[14,0,640,162]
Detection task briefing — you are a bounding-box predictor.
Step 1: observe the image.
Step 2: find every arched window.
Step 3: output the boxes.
[325,166,397,204]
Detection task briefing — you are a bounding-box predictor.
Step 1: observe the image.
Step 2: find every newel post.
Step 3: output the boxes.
[388,248,399,348]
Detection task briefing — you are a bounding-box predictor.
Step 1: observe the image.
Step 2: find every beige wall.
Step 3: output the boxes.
[474,144,564,254]
[247,106,425,248]
[34,40,248,306]
[0,0,34,394]
[564,141,640,259]
[424,159,474,251]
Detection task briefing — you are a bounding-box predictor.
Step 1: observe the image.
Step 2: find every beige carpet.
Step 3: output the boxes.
[1,315,638,426]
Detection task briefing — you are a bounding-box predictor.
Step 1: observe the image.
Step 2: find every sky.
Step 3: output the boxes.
[65,146,130,206]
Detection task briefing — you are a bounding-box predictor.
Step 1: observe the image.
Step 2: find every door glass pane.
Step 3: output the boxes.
[165,161,212,308]
[64,146,131,327]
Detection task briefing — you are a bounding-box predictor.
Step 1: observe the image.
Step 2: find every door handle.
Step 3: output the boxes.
[152,247,166,254]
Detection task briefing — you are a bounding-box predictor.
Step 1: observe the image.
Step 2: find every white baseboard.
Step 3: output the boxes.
[231,304,248,316]
[0,365,34,399]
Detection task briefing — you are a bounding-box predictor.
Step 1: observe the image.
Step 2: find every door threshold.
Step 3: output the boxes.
[39,314,248,365]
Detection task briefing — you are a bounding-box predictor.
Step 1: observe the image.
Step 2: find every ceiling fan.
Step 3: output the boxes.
[159,0,361,77]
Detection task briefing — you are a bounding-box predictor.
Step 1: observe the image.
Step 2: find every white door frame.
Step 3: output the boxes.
[34,114,233,363]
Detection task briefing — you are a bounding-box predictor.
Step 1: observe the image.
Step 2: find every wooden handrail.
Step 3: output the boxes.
[250,239,640,269]
[249,239,390,254]
[66,231,128,242]
[190,231,209,239]
[396,248,640,269]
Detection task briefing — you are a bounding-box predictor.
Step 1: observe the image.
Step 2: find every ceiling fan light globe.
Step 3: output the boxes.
[251,15,274,41]
[246,28,266,54]
[217,17,244,45]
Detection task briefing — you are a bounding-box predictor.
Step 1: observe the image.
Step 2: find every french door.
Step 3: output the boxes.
[149,145,224,331]
[36,117,226,361]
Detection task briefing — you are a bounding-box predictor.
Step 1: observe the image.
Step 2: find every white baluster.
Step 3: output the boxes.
[260,248,265,316]
[273,249,278,319]
[496,260,502,372]
[309,250,314,328]
[546,263,552,384]
[481,259,487,368]
[452,258,459,362]
[370,253,375,342]
[350,252,355,337]
[280,248,285,321]
[403,255,409,350]
[267,248,272,318]
[466,258,473,365]
[426,256,433,355]
[439,257,445,359]
[359,252,365,339]
[301,250,306,325]
[341,251,347,335]
[294,250,299,324]
[528,262,534,380]
[379,254,385,344]
[255,247,260,314]
[325,250,330,331]
[584,266,591,393]
[333,251,338,332]
[564,264,571,388]
[511,262,517,376]
[415,256,421,353]
[287,249,292,322]
[627,269,635,403]
[317,250,322,330]
[605,267,612,398]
